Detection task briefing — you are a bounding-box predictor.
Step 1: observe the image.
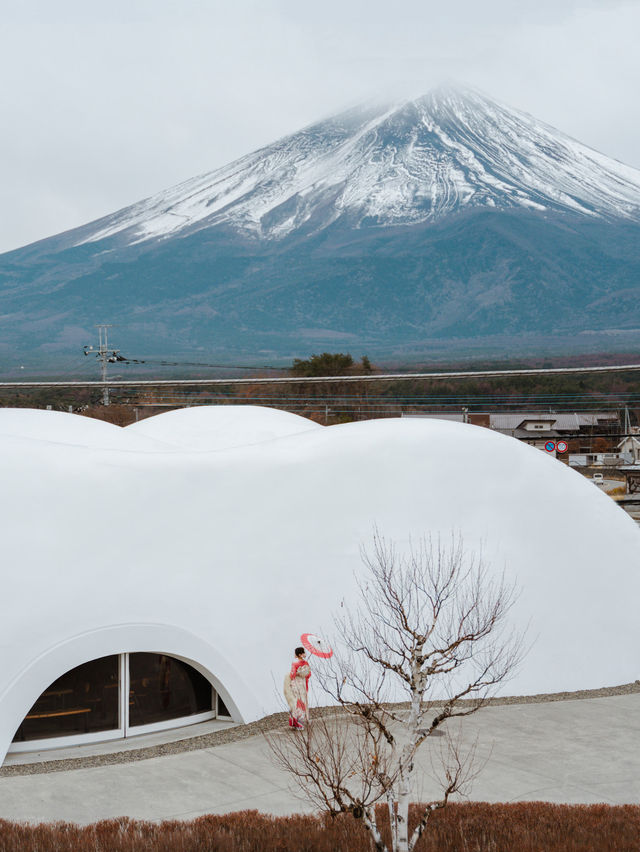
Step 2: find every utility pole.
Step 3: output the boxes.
[83,324,120,406]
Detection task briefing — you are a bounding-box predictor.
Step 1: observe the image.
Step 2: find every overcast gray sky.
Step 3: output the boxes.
[1,0,638,253]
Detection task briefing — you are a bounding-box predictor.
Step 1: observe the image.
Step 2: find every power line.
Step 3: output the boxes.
[118,358,283,370]
[3,361,640,388]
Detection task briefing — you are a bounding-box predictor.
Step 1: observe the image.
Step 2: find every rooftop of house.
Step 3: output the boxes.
[490,412,618,432]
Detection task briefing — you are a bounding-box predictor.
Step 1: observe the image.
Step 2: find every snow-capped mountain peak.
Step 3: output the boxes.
[79,85,640,246]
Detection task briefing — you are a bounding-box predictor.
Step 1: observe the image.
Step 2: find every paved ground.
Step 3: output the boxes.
[0,692,638,824]
[601,479,625,492]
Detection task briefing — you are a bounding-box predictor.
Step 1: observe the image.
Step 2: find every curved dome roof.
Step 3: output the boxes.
[125,404,322,450]
[0,407,166,451]
[0,407,638,763]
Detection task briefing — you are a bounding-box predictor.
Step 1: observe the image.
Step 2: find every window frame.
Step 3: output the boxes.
[9,653,224,754]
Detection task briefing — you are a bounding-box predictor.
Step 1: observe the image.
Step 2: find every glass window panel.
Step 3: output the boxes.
[217,693,231,718]
[13,655,119,742]
[128,653,212,727]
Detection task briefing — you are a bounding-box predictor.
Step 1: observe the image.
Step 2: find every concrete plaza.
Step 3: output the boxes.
[0,692,637,825]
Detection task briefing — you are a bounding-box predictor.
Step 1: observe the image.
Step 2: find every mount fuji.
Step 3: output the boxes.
[2,85,640,371]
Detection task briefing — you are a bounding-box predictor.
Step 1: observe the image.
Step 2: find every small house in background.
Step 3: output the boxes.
[401,411,619,457]
[617,435,640,464]
[488,412,619,457]
[569,452,632,468]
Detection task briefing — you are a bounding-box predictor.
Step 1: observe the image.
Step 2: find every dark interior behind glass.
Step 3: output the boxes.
[128,653,212,727]
[13,655,119,742]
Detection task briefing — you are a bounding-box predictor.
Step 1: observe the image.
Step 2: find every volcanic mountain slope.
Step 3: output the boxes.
[1,85,640,370]
[76,86,640,243]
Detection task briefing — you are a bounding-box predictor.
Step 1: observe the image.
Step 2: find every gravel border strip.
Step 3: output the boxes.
[2,680,638,777]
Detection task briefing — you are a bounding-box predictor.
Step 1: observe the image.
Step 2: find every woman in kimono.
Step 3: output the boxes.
[284,646,311,729]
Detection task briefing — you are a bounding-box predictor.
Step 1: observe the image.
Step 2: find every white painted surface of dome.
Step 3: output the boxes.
[125,404,322,450]
[0,406,638,764]
[0,407,168,451]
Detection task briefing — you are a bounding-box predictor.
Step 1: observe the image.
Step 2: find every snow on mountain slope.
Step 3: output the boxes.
[79,85,640,247]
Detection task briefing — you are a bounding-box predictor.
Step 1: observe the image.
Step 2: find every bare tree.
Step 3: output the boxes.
[267,532,524,852]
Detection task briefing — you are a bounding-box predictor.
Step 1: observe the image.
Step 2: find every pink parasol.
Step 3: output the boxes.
[300,633,333,659]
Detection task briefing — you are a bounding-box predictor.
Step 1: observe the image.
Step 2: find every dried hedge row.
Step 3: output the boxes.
[0,802,638,852]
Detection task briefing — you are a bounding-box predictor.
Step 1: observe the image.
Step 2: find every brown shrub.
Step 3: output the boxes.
[417,802,640,851]
[608,486,626,496]
[0,802,638,852]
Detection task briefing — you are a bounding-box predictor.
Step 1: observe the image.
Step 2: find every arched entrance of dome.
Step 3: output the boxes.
[10,652,233,753]
[0,623,256,764]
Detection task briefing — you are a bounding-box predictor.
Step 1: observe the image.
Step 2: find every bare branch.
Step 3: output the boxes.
[267,531,526,852]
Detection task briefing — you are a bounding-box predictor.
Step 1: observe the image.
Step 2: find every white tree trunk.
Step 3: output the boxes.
[363,808,387,852]
[395,673,423,852]
[387,790,398,852]
[396,779,411,852]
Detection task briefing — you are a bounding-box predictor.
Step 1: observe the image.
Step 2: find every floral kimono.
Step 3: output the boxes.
[284,658,311,727]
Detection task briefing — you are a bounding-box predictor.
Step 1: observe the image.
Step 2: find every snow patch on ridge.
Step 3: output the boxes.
[76,86,640,247]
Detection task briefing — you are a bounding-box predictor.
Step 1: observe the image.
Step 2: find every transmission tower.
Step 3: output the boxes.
[83,324,120,406]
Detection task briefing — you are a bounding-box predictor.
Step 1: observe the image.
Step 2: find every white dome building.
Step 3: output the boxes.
[0,405,638,764]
